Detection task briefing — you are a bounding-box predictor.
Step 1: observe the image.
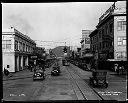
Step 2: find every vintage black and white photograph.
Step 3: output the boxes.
[2,1,127,101]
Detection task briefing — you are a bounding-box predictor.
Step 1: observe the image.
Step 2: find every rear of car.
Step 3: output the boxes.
[33,69,45,81]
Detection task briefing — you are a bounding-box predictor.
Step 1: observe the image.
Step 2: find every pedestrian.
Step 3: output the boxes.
[4,68,9,76]
[114,64,118,72]
[118,66,122,75]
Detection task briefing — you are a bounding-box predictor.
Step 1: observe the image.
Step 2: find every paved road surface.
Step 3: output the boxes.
[3,61,127,101]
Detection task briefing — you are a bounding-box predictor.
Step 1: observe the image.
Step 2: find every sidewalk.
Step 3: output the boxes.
[3,69,33,81]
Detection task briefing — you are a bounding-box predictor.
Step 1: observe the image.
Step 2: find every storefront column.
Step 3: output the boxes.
[26,56,28,66]
[21,56,23,70]
[17,56,19,71]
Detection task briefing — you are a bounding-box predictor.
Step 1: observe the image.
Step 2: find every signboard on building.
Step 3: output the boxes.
[99,3,115,22]
[31,56,37,59]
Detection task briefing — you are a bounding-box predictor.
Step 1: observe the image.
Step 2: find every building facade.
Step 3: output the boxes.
[80,30,92,57]
[2,27,36,72]
[89,1,126,61]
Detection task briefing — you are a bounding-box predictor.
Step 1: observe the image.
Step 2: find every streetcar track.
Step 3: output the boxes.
[69,63,105,100]
[66,66,87,100]
[65,68,79,100]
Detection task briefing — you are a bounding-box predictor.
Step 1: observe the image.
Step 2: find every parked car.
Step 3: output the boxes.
[51,66,60,76]
[33,69,45,81]
[89,70,108,88]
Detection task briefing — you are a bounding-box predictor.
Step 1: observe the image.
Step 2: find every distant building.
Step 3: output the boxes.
[80,30,93,57]
[89,1,126,61]
[2,27,36,72]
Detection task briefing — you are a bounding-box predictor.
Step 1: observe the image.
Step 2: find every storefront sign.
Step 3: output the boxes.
[31,56,37,59]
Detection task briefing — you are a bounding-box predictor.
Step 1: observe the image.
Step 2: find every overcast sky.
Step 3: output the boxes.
[2,2,114,49]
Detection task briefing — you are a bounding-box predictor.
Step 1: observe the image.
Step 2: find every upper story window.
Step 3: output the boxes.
[102,28,104,36]
[105,25,108,35]
[117,21,126,31]
[99,30,102,39]
[109,23,113,33]
[2,40,11,49]
[15,40,18,51]
[85,38,90,44]
[23,43,25,52]
[117,36,126,46]
[26,45,28,52]
[19,42,23,51]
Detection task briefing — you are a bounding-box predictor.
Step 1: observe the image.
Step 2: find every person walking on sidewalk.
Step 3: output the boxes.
[4,67,9,76]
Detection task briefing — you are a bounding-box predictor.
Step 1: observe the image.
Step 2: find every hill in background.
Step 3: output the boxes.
[51,46,70,57]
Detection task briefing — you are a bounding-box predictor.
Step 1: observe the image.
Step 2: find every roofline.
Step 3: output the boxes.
[89,29,98,37]
[2,28,36,45]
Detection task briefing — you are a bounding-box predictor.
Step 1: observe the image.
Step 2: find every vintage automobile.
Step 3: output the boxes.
[89,70,108,88]
[51,66,60,76]
[33,69,45,81]
[62,59,70,66]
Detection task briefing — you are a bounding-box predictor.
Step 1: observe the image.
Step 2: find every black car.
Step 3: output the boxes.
[33,69,45,81]
[51,66,60,76]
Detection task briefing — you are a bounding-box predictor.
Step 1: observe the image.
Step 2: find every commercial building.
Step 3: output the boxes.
[2,27,36,72]
[89,1,126,61]
[80,30,93,57]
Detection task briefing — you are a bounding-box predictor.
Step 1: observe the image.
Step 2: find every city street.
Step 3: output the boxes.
[2,2,127,102]
[3,61,127,101]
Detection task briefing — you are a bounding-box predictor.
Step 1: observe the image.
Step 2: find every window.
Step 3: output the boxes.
[2,40,11,49]
[117,21,126,31]
[109,23,113,33]
[26,45,28,52]
[23,44,25,51]
[85,38,90,44]
[117,52,126,59]
[102,28,104,36]
[105,25,108,35]
[7,65,10,68]
[15,40,18,50]
[117,37,126,46]
[122,38,126,45]
[19,42,23,51]
[2,40,6,49]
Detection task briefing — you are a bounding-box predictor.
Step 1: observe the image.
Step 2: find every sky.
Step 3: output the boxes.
[2,2,114,49]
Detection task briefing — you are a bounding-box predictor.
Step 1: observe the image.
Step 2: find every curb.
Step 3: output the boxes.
[3,74,33,81]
